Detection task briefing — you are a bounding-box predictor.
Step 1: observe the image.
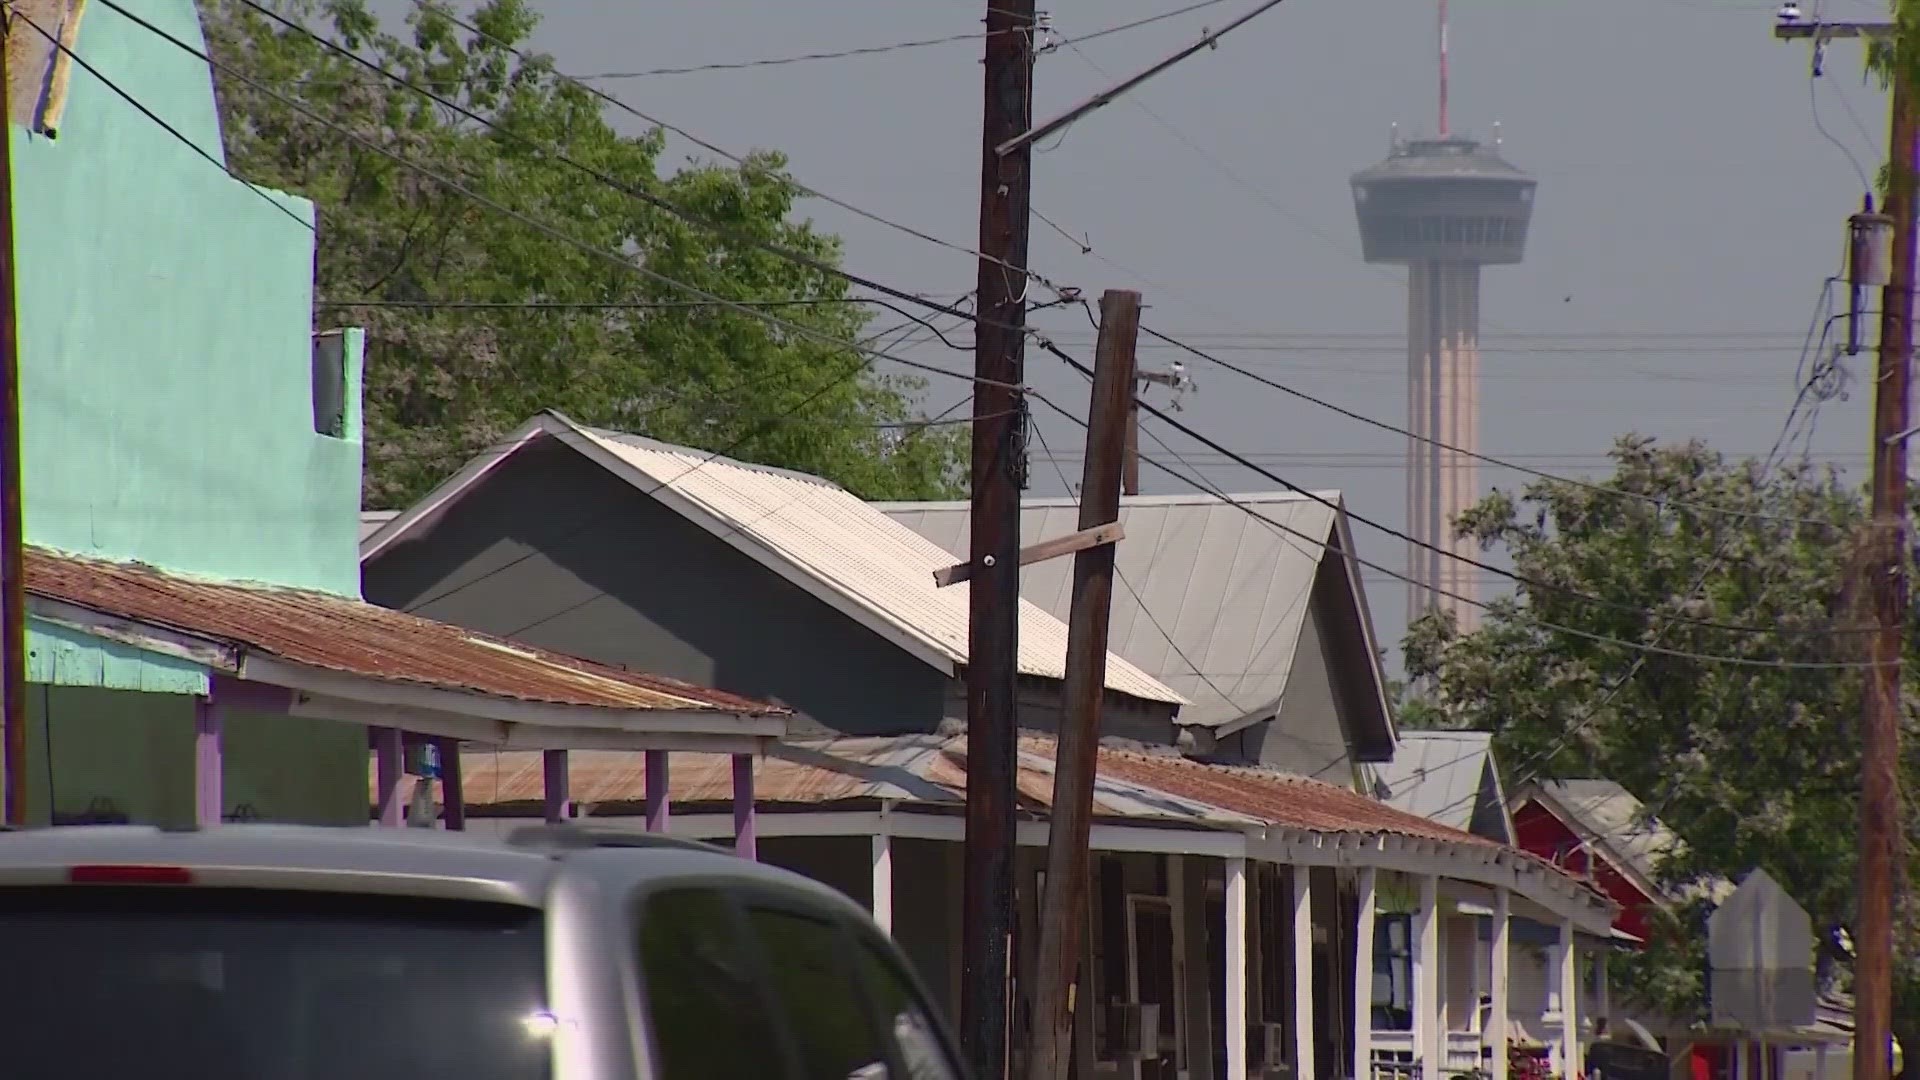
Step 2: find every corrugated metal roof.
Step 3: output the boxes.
[1534,779,1677,884]
[552,417,1182,706]
[880,493,1342,728]
[27,546,781,715]
[1374,730,1507,835]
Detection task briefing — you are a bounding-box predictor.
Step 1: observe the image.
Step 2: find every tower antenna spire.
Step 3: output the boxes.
[1438,0,1450,136]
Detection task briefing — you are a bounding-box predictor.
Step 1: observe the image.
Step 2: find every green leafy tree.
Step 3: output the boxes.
[1401,436,1920,1032]
[198,0,966,507]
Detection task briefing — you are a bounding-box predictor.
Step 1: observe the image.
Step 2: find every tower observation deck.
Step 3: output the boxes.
[1350,132,1535,631]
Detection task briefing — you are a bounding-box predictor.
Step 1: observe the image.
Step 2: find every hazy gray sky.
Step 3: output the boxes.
[382,0,1893,658]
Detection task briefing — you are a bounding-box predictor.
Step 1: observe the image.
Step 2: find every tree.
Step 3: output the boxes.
[198,0,967,507]
[1400,435,1920,1026]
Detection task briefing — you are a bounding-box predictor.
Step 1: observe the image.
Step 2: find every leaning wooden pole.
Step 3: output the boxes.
[1024,289,1140,1080]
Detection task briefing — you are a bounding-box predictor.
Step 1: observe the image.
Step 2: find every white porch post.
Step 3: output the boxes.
[1354,867,1378,1080]
[1293,868,1317,1080]
[1415,876,1441,1080]
[1489,888,1511,1080]
[870,831,893,935]
[1228,856,1250,1080]
[1557,920,1581,1080]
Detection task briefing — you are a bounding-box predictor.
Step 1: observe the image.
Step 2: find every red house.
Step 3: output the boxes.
[1508,780,1667,944]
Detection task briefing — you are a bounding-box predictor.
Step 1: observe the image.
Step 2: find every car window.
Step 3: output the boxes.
[637,886,787,1080]
[744,905,895,1080]
[852,937,966,1080]
[0,886,551,1080]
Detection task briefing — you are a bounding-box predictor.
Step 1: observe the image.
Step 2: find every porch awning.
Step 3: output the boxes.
[24,546,788,753]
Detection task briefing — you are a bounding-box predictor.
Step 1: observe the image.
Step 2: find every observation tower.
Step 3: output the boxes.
[1349,1,1535,631]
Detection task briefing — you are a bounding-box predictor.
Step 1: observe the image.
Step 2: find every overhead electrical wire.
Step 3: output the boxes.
[570,0,1235,80]
[1035,335,1871,642]
[407,0,1071,299]
[104,0,1004,397]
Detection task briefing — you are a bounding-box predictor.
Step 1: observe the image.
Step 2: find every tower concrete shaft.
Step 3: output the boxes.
[1406,261,1481,631]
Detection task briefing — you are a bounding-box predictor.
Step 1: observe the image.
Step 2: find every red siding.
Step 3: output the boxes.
[1512,800,1658,942]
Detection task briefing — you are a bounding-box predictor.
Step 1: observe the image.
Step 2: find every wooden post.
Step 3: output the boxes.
[1489,888,1511,1080]
[1292,867,1318,1080]
[437,737,465,830]
[871,830,894,935]
[1415,876,1441,1080]
[374,727,404,828]
[1557,921,1580,1080]
[0,23,29,829]
[542,748,568,824]
[193,697,223,827]
[1024,289,1141,1080]
[1227,856,1250,1080]
[963,0,1037,1072]
[732,753,756,860]
[1354,868,1379,1080]
[644,749,669,832]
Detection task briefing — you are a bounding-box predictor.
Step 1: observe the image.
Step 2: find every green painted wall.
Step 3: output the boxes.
[13,0,364,598]
[5,0,375,826]
[16,687,365,827]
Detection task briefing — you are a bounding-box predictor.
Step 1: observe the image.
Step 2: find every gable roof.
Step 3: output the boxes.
[1515,778,1676,897]
[1373,730,1514,842]
[878,493,1394,754]
[360,509,398,542]
[361,412,1185,708]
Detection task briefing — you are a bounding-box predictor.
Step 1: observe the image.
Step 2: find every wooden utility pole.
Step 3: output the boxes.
[1025,289,1139,1080]
[1777,18,1910,1080]
[965,0,1036,1075]
[0,24,28,829]
[1121,365,1192,496]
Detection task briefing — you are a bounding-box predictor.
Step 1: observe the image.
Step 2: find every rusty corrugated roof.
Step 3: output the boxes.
[27,547,780,715]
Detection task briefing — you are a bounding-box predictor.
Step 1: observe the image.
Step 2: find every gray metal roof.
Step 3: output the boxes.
[1532,779,1677,886]
[1372,730,1513,842]
[878,492,1393,747]
[359,509,398,543]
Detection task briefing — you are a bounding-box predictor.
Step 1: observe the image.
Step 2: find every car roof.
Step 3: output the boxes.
[0,824,864,917]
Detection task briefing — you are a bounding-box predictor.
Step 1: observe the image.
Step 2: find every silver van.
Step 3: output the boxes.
[0,823,965,1080]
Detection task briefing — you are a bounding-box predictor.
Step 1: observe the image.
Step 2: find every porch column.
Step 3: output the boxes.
[542,749,569,824]
[732,753,756,860]
[1227,855,1250,1080]
[1557,920,1581,1080]
[1354,867,1378,1080]
[436,737,466,831]
[374,727,404,828]
[644,749,670,832]
[1414,875,1441,1080]
[194,697,223,828]
[1489,889,1511,1080]
[871,831,893,935]
[1292,867,1316,1080]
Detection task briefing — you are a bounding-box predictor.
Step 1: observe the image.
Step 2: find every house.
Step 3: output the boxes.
[2,0,783,829]
[364,426,1620,1080]
[1375,730,1515,845]
[880,492,1396,787]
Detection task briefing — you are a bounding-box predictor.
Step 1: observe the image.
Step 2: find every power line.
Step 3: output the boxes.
[109,0,1002,395]
[1035,337,1875,641]
[8,8,314,232]
[1032,391,1886,671]
[570,0,1235,80]
[1133,321,1848,526]
[407,0,1070,298]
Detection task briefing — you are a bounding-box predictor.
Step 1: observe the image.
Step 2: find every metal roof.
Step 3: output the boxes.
[1373,730,1514,840]
[359,509,398,542]
[26,546,782,716]
[879,493,1390,736]
[1528,779,1677,886]
[365,413,1184,707]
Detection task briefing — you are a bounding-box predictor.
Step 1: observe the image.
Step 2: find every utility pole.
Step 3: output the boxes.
[1777,17,1909,1080]
[0,24,28,829]
[1122,364,1193,496]
[966,0,1036,1075]
[1025,289,1139,1080]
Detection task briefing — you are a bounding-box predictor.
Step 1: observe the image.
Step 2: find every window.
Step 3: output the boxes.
[637,887,784,1080]
[745,905,894,1080]
[0,886,552,1080]
[1373,914,1414,1030]
[311,333,348,438]
[852,938,964,1080]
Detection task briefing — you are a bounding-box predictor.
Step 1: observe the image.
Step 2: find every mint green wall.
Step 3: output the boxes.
[13,0,364,597]
[17,687,365,828]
